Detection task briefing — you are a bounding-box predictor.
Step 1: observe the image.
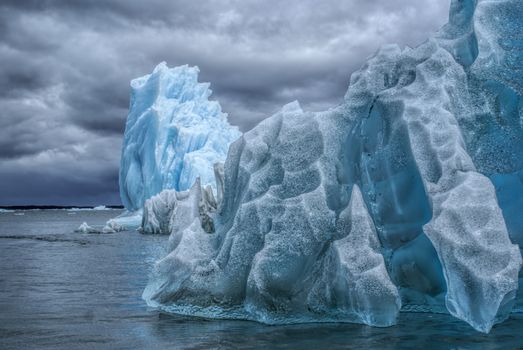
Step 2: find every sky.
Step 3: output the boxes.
[0,0,451,206]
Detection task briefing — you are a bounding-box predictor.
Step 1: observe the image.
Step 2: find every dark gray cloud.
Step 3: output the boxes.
[0,0,450,205]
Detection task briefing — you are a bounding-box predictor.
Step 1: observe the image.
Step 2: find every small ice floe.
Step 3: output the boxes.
[93,205,111,210]
[103,210,142,233]
[101,219,125,233]
[74,222,105,234]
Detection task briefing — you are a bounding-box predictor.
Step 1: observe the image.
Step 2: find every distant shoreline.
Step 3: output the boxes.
[0,205,124,210]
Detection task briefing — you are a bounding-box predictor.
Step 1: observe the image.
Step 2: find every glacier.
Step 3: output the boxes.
[119,62,241,212]
[140,0,522,333]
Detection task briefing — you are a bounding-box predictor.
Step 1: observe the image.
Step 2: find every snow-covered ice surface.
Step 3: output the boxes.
[119,63,241,211]
[142,0,522,333]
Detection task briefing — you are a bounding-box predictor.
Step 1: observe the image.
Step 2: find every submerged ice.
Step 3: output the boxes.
[140,0,522,333]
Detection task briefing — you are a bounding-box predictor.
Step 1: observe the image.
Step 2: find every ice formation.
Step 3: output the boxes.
[75,222,102,234]
[142,0,522,333]
[93,205,111,211]
[103,211,142,233]
[141,164,223,235]
[141,190,180,235]
[119,62,241,211]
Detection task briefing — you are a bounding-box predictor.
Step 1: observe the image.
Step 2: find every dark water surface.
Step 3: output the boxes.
[0,210,522,349]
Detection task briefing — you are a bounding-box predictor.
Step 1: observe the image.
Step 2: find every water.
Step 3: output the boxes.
[0,210,521,350]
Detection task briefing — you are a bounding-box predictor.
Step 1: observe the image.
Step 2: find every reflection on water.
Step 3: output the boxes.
[0,210,521,349]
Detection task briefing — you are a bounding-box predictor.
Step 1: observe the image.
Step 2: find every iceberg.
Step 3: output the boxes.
[118,63,241,212]
[142,0,522,333]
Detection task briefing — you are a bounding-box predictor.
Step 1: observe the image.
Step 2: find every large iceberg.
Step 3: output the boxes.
[142,0,522,333]
[119,62,241,211]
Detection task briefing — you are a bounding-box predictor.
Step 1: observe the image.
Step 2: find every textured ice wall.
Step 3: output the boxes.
[143,0,522,333]
[144,102,402,326]
[119,63,241,211]
[141,164,223,235]
[436,0,523,319]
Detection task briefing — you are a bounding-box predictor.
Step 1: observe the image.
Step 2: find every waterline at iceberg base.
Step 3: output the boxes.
[122,0,523,333]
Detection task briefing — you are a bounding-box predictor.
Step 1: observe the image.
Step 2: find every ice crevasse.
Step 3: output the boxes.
[141,0,523,333]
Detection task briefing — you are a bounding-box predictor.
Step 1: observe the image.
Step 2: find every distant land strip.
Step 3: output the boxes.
[0,205,124,210]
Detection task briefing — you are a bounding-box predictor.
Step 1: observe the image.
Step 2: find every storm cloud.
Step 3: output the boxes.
[0,0,450,205]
